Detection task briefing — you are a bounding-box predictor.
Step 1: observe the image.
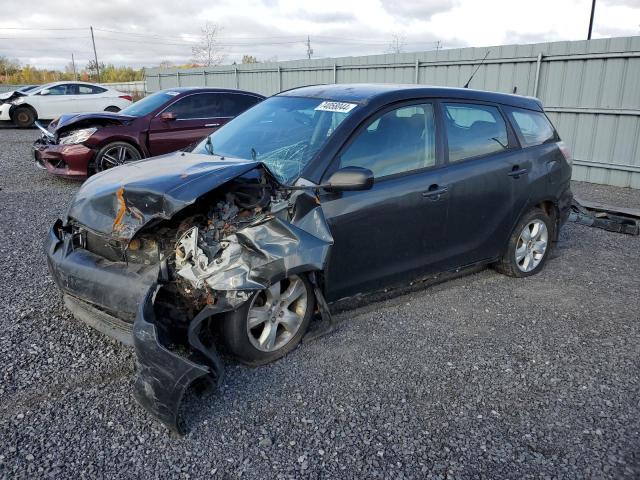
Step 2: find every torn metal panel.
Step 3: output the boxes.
[65,154,262,241]
[133,287,234,434]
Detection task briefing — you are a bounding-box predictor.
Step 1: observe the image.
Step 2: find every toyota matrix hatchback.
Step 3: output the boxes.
[45,84,572,432]
[33,88,265,178]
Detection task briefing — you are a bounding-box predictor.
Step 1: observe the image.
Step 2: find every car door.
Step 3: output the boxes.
[147,92,226,156]
[37,84,77,118]
[320,102,451,301]
[436,101,529,268]
[75,84,108,112]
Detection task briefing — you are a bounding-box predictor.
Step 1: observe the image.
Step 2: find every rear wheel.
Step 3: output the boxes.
[104,106,120,113]
[12,106,36,128]
[223,274,314,366]
[94,142,141,172]
[494,208,553,278]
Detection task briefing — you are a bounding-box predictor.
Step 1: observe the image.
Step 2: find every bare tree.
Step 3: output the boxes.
[387,34,407,54]
[192,22,226,66]
[158,60,175,69]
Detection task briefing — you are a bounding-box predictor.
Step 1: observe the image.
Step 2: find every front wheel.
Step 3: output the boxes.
[494,208,553,278]
[94,142,141,172]
[12,106,36,128]
[223,274,314,366]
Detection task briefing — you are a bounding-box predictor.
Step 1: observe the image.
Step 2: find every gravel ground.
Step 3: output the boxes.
[0,129,639,479]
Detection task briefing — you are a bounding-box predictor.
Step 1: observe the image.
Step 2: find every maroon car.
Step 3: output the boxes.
[33,88,265,178]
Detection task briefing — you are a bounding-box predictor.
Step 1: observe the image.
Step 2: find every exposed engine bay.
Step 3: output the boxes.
[48,159,334,433]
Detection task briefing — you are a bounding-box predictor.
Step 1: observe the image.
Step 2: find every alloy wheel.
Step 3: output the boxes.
[515,219,548,272]
[246,275,308,352]
[97,145,139,171]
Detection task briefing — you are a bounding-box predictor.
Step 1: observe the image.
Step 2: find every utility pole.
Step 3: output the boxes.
[587,0,596,40]
[90,26,101,82]
[71,53,77,80]
[306,36,313,60]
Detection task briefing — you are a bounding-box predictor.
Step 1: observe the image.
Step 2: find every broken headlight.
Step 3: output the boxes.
[58,127,97,145]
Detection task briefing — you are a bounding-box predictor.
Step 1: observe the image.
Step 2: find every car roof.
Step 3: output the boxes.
[159,87,265,97]
[277,83,543,111]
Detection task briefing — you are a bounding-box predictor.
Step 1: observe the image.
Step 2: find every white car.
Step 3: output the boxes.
[0,81,132,127]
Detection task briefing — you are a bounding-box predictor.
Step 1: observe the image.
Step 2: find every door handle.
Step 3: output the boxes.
[422,184,448,199]
[507,166,528,178]
[205,123,220,127]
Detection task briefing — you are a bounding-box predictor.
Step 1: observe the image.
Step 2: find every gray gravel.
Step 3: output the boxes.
[1,128,639,479]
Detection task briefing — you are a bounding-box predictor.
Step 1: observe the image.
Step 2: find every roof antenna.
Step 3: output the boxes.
[463,50,490,88]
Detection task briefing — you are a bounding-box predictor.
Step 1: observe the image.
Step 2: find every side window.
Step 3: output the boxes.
[221,94,261,117]
[340,103,436,178]
[46,84,74,96]
[443,103,509,163]
[78,85,107,94]
[508,108,556,147]
[164,93,222,119]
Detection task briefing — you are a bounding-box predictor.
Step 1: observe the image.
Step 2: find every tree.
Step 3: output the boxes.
[241,55,259,64]
[387,34,407,54]
[191,22,226,67]
[86,60,106,81]
[0,56,21,82]
[158,60,174,69]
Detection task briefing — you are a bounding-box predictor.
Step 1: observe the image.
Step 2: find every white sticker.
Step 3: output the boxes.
[314,101,357,113]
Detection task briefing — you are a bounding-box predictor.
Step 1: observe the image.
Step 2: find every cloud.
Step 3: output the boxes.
[1,0,638,70]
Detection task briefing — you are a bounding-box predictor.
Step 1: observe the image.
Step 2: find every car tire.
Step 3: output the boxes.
[494,208,553,278]
[12,106,36,128]
[104,106,120,112]
[223,274,315,366]
[94,142,141,172]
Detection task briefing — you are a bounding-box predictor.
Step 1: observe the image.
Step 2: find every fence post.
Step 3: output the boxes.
[415,60,420,84]
[533,52,543,97]
[333,63,337,83]
[158,74,162,90]
[277,66,282,92]
[203,70,208,86]
[235,66,239,89]
[176,71,181,87]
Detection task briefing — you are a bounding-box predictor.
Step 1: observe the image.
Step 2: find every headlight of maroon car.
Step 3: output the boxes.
[58,127,97,145]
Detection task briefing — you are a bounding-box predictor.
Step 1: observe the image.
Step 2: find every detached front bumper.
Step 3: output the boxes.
[45,220,160,340]
[33,139,93,178]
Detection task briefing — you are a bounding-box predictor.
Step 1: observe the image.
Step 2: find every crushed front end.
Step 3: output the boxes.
[45,156,333,433]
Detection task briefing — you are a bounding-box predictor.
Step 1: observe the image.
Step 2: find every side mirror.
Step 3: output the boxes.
[40,89,50,96]
[323,166,374,192]
[161,111,177,121]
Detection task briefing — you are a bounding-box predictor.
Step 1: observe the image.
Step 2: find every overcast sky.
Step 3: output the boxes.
[1,0,639,70]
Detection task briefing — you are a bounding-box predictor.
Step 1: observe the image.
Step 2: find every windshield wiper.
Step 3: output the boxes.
[250,147,257,161]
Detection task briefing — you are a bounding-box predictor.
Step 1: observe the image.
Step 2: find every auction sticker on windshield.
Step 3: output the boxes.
[314,101,357,113]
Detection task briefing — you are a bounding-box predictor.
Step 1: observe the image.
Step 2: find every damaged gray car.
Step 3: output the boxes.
[46,84,573,433]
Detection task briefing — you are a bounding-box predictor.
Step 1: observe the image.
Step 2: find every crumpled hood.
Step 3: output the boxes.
[49,111,135,132]
[66,152,262,241]
[0,90,26,103]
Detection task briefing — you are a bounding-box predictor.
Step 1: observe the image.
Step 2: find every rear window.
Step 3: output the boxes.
[507,108,557,147]
[443,103,509,163]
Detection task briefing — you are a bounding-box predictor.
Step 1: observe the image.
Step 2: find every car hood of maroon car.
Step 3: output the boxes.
[49,111,136,132]
[65,152,264,241]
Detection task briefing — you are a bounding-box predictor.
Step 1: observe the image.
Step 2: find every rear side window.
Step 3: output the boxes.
[508,108,556,147]
[443,103,509,163]
[221,94,261,117]
[165,93,222,119]
[78,85,107,94]
[340,103,436,178]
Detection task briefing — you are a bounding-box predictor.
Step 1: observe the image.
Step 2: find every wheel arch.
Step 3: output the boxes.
[89,139,145,174]
[9,103,38,122]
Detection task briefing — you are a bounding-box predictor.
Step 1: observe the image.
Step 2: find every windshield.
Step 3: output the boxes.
[120,91,178,117]
[192,96,357,184]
